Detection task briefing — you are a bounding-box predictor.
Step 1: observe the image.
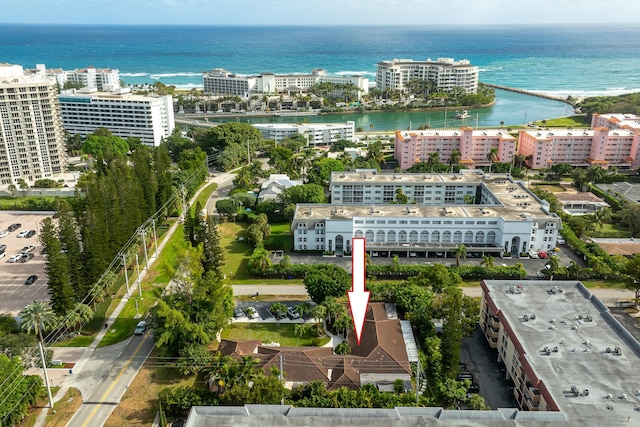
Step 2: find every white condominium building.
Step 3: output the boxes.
[253,121,355,147]
[58,89,175,146]
[203,68,369,99]
[26,64,121,92]
[0,64,67,185]
[376,57,479,94]
[292,171,562,255]
[203,68,257,97]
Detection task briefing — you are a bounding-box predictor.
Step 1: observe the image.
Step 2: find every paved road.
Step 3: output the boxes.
[66,332,154,427]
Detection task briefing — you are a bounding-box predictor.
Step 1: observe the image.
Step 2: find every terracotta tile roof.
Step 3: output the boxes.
[218,339,262,357]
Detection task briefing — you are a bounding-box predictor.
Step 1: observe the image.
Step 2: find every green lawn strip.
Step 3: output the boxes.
[536,185,566,193]
[228,278,304,285]
[98,289,158,348]
[582,279,626,289]
[532,116,590,128]
[221,323,330,347]
[0,195,59,208]
[152,226,190,285]
[190,181,218,215]
[219,222,253,281]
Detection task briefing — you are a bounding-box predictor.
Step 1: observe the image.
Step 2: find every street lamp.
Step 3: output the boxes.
[140,228,149,271]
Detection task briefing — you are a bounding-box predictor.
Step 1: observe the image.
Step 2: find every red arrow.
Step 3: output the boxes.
[348,238,370,345]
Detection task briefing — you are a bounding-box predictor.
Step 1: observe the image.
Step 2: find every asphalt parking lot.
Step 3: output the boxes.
[234,299,311,322]
[0,212,52,316]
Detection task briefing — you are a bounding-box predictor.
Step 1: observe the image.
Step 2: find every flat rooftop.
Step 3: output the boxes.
[396,128,515,139]
[483,280,640,425]
[596,182,640,204]
[317,173,556,222]
[522,129,635,139]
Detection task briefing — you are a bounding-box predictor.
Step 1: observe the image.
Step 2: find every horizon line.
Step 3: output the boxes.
[1,22,640,27]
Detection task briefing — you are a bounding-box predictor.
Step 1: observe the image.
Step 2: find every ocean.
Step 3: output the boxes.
[1,24,639,128]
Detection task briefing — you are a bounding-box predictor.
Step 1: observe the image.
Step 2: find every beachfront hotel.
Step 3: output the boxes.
[394,127,516,170]
[58,89,174,146]
[591,113,640,132]
[25,64,121,92]
[479,279,640,423]
[253,121,355,147]
[0,64,68,185]
[292,171,562,256]
[203,68,369,99]
[376,58,479,94]
[517,127,640,170]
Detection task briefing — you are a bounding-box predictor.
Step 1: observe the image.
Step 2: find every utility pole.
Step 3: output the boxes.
[280,353,284,405]
[416,357,420,404]
[135,253,142,298]
[140,228,149,271]
[39,341,54,410]
[122,254,130,298]
[152,219,159,260]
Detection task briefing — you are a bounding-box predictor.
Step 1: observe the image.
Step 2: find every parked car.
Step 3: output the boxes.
[0,244,6,253]
[24,275,38,285]
[0,252,5,259]
[0,231,8,238]
[538,251,548,259]
[557,237,566,245]
[7,223,21,232]
[467,383,480,394]
[8,253,22,263]
[134,320,147,335]
[270,306,286,320]
[21,245,35,254]
[19,253,34,262]
[287,306,301,320]
[244,307,260,320]
[25,230,36,238]
[17,230,28,238]
[233,308,246,319]
[456,372,474,382]
[528,251,539,259]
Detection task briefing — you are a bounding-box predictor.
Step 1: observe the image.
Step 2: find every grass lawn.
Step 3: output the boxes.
[105,350,196,427]
[53,297,114,347]
[42,388,82,427]
[20,386,62,427]
[98,289,160,348]
[219,221,253,281]
[146,225,190,285]
[221,322,330,347]
[536,185,566,193]
[264,222,293,253]
[231,278,304,285]
[591,222,631,238]
[582,279,626,289]
[190,181,218,216]
[0,195,59,208]
[532,116,591,128]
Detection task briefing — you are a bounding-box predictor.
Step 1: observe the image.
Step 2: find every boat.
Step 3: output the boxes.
[455,110,470,119]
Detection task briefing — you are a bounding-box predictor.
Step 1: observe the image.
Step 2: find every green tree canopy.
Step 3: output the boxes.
[303,265,351,303]
[82,128,129,157]
[200,122,263,152]
[279,184,325,205]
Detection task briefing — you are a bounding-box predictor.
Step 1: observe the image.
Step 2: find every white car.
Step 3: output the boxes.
[557,237,566,245]
[0,231,8,238]
[16,230,28,238]
[528,251,539,259]
[8,253,22,263]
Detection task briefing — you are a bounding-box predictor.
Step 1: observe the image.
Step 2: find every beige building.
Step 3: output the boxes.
[480,280,640,422]
[0,64,67,185]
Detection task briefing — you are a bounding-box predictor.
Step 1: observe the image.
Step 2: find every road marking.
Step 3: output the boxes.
[79,334,149,427]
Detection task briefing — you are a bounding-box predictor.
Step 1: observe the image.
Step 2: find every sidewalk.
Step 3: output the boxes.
[32,178,219,426]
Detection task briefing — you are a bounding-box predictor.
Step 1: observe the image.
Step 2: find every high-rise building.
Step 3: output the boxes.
[376,57,478,94]
[253,121,355,146]
[58,89,175,146]
[25,64,121,92]
[0,64,67,185]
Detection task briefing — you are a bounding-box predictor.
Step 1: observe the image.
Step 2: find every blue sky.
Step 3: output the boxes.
[1,0,639,25]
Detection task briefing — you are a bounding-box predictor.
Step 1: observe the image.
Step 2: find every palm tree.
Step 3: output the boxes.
[449,150,461,173]
[66,303,94,331]
[586,166,605,184]
[513,154,526,169]
[453,244,467,267]
[486,148,499,174]
[481,255,495,269]
[322,297,343,325]
[270,302,287,324]
[547,255,561,280]
[294,323,306,346]
[333,315,353,338]
[594,207,612,232]
[335,341,351,355]
[312,304,326,323]
[427,152,440,172]
[20,301,57,408]
[296,301,312,321]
